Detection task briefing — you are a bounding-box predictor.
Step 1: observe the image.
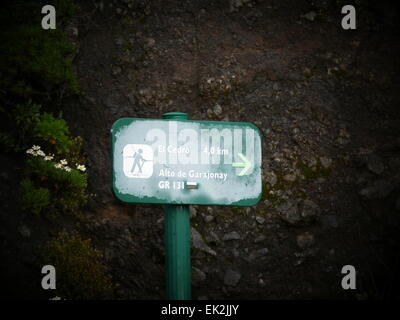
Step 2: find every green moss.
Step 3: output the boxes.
[43,231,114,300]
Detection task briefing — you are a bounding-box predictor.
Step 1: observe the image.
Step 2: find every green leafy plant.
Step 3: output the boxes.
[27,157,87,189]
[43,231,114,300]
[34,113,74,154]
[20,179,50,215]
[23,145,88,216]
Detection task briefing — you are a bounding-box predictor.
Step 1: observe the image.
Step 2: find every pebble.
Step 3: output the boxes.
[223,231,241,241]
[213,104,223,117]
[254,235,266,243]
[319,157,332,169]
[277,200,301,224]
[296,232,315,249]
[249,248,269,260]
[265,171,277,187]
[283,174,297,183]
[301,200,320,219]
[192,267,206,286]
[224,269,241,287]
[18,225,31,238]
[255,216,265,224]
[190,206,197,218]
[112,66,122,76]
[367,155,384,175]
[302,11,317,21]
[191,227,217,256]
[359,178,397,199]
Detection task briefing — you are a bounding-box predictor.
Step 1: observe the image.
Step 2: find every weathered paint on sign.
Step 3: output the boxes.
[111,118,262,206]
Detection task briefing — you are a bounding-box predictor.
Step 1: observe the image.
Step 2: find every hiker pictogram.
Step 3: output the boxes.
[122,144,153,178]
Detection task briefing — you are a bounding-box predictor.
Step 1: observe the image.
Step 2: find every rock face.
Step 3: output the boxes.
[224,269,241,287]
[2,0,397,301]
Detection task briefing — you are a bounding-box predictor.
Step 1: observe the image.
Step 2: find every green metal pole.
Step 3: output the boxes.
[163,112,191,300]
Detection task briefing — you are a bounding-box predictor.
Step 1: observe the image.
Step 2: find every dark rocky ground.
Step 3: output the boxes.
[1,0,400,299]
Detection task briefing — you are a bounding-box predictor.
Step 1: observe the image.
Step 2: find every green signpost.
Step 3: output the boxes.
[111,112,262,299]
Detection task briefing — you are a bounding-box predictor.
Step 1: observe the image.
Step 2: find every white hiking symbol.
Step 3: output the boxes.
[123,144,153,178]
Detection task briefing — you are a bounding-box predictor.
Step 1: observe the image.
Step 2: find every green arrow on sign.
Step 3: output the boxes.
[232,153,251,176]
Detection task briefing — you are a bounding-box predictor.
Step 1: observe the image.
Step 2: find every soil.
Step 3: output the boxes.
[1,0,400,299]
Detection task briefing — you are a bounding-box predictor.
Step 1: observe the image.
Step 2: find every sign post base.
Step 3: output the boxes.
[165,204,191,300]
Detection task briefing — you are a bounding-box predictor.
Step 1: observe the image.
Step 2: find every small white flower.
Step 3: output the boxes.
[26,148,34,154]
[76,164,86,172]
[50,296,62,300]
[44,155,53,161]
[64,166,71,172]
[60,159,68,165]
[54,163,63,169]
[37,150,45,157]
[32,145,41,151]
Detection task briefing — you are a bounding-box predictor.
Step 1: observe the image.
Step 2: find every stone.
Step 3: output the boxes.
[359,179,398,199]
[255,216,265,224]
[367,155,384,175]
[18,225,30,238]
[277,200,301,224]
[191,227,217,256]
[190,206,197,218]
[204,215,214,223]
[205,231,220,244]
[249,248,269,260]
[302,11,317,21]
[192,267,206,286]
[301,200,320,219]
[223,231,241,241]
[112,66,122,76]
[213,104,223,117]
[224,269,241,287]
[265,171,277,187]
[320,156,332,169]
[254,235,266,243]
[322,215,339,228]
[283,174,297,182]
[145,37,156,47]
[296,232,315,249]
